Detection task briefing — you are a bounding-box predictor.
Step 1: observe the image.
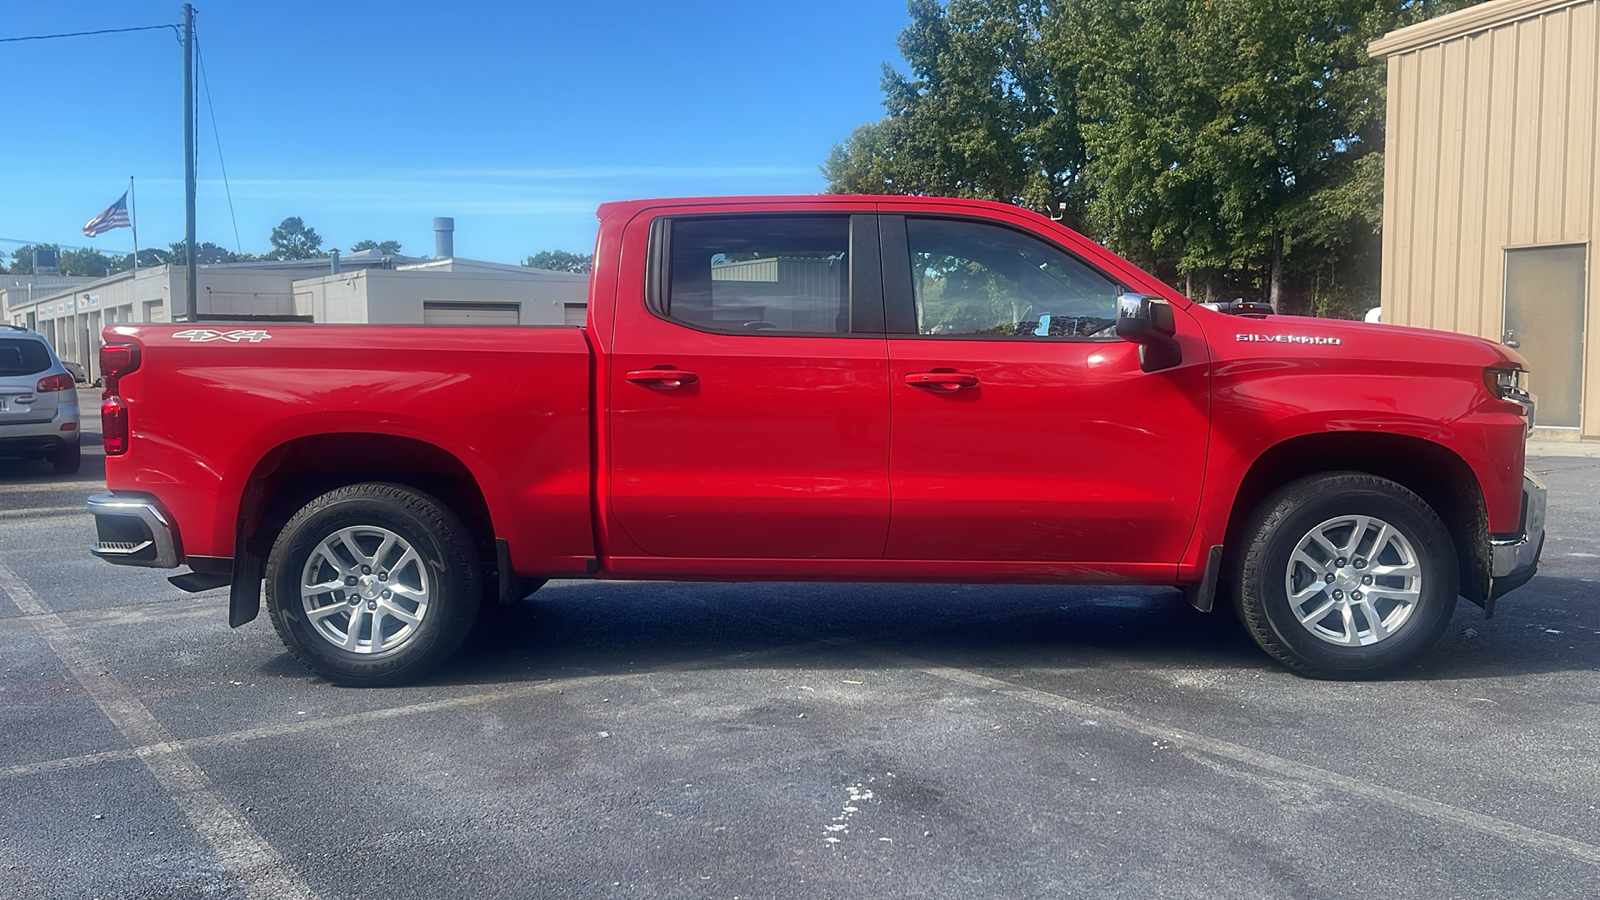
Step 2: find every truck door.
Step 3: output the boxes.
[606,210,892,559]
[879,212,1209,566]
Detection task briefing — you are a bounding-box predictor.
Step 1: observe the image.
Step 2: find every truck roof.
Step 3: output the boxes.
[594,194,1047,225]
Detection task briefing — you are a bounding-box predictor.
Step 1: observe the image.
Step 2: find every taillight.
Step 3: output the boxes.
[102,395,129,456]
[100,342,141,396]
[36,373,74,392]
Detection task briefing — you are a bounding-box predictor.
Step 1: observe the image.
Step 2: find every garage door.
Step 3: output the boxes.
[422,302,521,326]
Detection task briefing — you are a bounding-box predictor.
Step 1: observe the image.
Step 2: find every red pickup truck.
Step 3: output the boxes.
[87,195,1544,685]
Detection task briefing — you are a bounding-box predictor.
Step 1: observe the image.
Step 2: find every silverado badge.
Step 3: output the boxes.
[1235,333,1341,345]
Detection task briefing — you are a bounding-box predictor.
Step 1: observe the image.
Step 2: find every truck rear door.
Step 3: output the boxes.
[606,207,892,560]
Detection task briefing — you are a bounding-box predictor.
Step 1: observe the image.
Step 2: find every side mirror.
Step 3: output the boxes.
[1115,293,1181,372]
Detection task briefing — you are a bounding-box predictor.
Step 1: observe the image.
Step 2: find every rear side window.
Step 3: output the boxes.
[0,337,51,376]
[665,216,850,334]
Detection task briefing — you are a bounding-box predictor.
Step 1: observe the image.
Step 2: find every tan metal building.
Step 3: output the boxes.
[1372,0,1599,438]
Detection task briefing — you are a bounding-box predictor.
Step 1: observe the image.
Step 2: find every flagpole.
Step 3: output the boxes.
[129,175,140,274]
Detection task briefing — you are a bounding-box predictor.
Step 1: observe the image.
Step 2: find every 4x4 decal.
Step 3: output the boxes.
[172,329,273,344]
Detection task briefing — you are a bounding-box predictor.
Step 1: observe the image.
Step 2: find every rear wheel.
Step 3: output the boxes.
[266,483,480,686]
[1234,472,1457,679]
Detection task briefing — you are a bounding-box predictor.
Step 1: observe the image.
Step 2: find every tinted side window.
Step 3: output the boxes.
[0,337,51,376]
[668,216,850,334]
[906,218,1121,338]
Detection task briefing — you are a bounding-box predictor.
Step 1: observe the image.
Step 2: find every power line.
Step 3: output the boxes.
[194,29,243,256]
[0,237,134,255]
[0,23,178,44]
[1,17,182,265]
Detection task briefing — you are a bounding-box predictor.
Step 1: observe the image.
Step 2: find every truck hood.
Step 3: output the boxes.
[1213,312,1528,370]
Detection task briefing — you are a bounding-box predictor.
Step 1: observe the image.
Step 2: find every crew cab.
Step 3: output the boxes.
[86,195,1545,685]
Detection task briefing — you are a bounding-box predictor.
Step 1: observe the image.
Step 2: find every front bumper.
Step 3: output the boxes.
[87,492,179,568]
[1488,471,1546,601]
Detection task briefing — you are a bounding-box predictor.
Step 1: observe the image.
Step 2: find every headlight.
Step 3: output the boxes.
[1483,366,1527,400]
[1484,366,1535,433]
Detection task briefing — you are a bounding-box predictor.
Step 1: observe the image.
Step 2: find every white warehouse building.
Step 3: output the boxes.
[6,243,589,379]
[294,257,588,327]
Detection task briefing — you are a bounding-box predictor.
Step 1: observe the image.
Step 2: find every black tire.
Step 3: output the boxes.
[49,441,81,475]
[1234,472,1457,679]
[265,483,480,686]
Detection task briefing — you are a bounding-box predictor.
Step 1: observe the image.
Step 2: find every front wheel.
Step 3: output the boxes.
[266,483,480,686]
[1234,473,1458,679]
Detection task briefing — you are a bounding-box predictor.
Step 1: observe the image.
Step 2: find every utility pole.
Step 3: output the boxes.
[183,3,197,323]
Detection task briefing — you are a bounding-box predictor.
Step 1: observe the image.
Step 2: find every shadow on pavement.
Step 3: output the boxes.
[347,574,1597,687]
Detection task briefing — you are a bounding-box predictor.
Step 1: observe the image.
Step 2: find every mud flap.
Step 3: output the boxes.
[495,538,515,606]
[1185,545,1224,612]
[228,547,264,628]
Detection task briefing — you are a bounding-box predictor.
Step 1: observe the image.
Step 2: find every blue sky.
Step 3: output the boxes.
[2,1,911,264]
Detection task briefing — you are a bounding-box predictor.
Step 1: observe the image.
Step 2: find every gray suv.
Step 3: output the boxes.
[0,325,81,474]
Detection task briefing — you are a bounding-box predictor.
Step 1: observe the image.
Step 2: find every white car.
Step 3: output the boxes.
[0,325,81,474]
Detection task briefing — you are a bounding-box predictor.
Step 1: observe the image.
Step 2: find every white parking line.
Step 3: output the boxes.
[883,648,1600,868]
[0,678,588,781]
[0,481,96,495]
[0,634,853,783]
[0,560,318,900]
[0,600,224,639]
[0,505,88,518]
[16,589,1594,873]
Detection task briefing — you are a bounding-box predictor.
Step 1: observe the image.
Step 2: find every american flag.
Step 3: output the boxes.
[83,192,131,237]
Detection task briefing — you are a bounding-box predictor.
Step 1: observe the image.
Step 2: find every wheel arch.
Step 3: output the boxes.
[1223,432,1491,610]
[227,433,499,627]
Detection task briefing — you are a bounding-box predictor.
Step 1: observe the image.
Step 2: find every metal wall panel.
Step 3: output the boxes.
[1459,32,1495,339]
[1375,0,1599,435]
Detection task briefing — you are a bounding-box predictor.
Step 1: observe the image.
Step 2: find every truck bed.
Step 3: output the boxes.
[101,323,596,574]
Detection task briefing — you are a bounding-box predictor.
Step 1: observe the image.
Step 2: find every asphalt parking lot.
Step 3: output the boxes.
[2,396,1597,899]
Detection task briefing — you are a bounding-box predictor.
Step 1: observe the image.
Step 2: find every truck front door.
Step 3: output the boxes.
[606,209,892,560]
[879,211,1210,568]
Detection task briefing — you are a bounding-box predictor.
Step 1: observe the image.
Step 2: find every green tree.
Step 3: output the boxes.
[5,243,116,275]
[7,244,49,274]
[825,0,1477,316]
[350,239,402,254]
[823,0,1086,221]
[266,217,326,260]
[1063,0,1469,311]
[11,241,251,276]
[109,247,183,269]
[128,248,172,268]
[523,250,593,273]
[161,241,250,265]
[59,247,117,277]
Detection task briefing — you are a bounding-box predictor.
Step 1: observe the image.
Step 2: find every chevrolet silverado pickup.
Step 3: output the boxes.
[86,195,1545,685]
